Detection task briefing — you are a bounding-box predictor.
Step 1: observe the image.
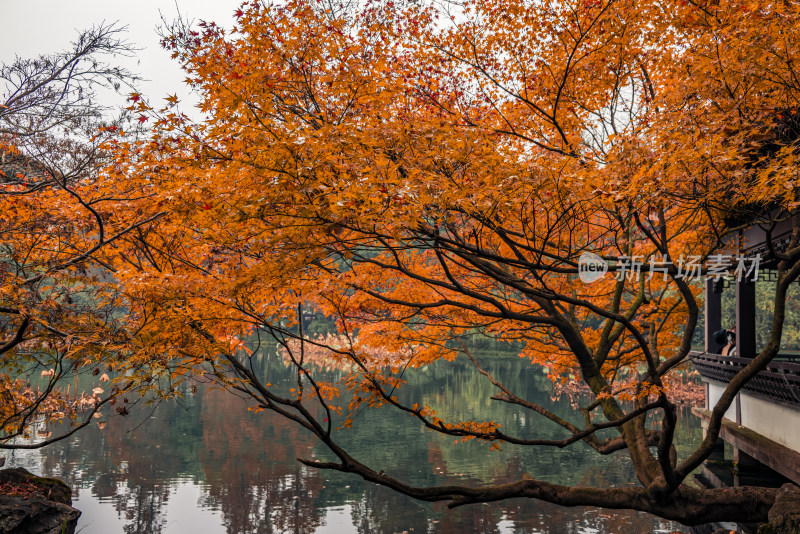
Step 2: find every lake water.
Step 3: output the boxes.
[7,350,700,533]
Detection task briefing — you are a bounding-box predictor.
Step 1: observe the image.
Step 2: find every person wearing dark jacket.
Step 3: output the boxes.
[713,327,736,356]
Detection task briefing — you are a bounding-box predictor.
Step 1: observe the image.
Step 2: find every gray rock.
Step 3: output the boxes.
[758,483,800,534]
[0,495,80,534]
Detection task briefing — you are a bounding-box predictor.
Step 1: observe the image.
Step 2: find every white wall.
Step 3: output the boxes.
[706,381,800,452]
[740,393,800,452]
[707,382,738,422]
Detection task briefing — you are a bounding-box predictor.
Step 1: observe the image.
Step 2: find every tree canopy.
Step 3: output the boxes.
[0,25,155,448]
[7,0,800,525]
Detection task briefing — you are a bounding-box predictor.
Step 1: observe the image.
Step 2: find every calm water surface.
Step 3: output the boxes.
[9,351,700,533]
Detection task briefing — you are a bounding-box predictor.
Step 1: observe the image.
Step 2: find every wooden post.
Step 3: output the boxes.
[736,278,757,358]
[707,437,725,463]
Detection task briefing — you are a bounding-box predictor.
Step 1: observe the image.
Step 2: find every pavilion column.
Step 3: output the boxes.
[736,278,757,358]
[705,278,722,353]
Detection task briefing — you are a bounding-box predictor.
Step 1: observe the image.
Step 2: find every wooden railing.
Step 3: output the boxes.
[690,352,800,405]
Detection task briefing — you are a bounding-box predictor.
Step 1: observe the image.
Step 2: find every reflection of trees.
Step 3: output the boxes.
[17,354,695,533]
[395,357,638,487]
[328,355,695,534]
[30,412,175,534]
[197,387,324,534]
[66,406,180,533]
[119,482,171,534]
[29,376,327,534]
[349,484,431,534]
[499,500,681,534]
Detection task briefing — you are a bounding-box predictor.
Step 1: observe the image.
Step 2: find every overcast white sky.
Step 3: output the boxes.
[0,0,243,112]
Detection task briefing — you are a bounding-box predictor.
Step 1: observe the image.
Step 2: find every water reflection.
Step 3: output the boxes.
[8,352,696,533]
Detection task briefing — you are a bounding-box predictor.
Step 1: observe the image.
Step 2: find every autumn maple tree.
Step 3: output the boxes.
[0,25,159,448]
[107,0,800,524]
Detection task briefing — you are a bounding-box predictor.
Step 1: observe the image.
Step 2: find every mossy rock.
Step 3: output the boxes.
[0,469,79,534]
[758,484,800,534]
[0,468,71,506]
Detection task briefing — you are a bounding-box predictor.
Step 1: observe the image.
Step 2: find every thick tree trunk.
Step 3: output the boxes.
[444,479,778,526]
[301,448,779,526]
